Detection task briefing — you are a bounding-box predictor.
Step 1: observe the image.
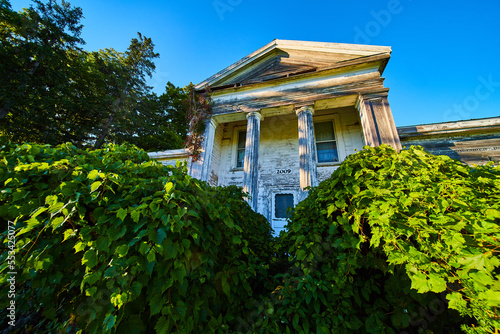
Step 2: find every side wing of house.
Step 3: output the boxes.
[398,117,500,165]
[190,39,401,234]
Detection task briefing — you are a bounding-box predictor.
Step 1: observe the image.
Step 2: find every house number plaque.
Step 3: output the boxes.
[276,169,292,174]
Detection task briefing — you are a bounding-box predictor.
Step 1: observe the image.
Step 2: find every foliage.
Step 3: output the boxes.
[0,0,188,151]
[184,84,213,161]
[1,140,498,334]
[269,145,499,334]
[0,142,274,333]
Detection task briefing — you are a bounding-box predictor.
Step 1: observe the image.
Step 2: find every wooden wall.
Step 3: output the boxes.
[398,117,500,165]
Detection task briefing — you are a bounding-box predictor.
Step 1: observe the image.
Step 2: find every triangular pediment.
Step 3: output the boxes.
[196,39,391,89]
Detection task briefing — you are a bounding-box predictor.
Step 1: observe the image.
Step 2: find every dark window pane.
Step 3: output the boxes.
[314,121,335,142]
[275,194,294,218]
[237,131,246,168]
[238,131,246,149]
[317,142,338,163]
[237,149,245,168]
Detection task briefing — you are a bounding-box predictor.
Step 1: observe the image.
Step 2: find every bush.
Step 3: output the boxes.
[0,142,274,333]
[2,143,498,334]
[268,145,500,334]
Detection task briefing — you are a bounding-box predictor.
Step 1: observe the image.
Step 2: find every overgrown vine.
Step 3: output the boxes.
[184,84,213,161]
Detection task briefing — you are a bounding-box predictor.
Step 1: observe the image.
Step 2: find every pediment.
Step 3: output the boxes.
[196,39,392,89]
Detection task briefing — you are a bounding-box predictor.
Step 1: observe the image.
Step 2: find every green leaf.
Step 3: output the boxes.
[115,244,129,257]
[221,274,231,297]
[485,208,500,219]
[116,208,128,222]
[165,242,177,260]
[96,236,110,252]
[232,235,241,244]
[428,273,447,293]
[131,209,141,223]
[35,256,53,270]
[147,250,156,263]
[157,228,167,245]
[31,206,48,219]
[130,281,142,296]
[91,181,102,193]
[327,204,335,217]
[63,229,76,241]
[81,272,102,291]
[292,313,299,328]
[155,316,169,334]
[111,292,128,309]
[409,272,430,293]
[88,169,99,180]
[103,314,116,332]
[149,294,164,316]
[447,292,467,311]
[172,266,187,283]
[51,216,65,230]
[296,249,306,261]
[74,242,86,253]
[165,182,174,194]
[82,249,97,268]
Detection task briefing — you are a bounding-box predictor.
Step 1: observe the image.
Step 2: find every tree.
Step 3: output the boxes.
[0,0,188,151]
[0,0,91,144]
[109,83,188,152]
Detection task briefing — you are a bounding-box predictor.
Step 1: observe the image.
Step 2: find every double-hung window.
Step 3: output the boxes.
[314,121,338,163]
[236,131,246,168]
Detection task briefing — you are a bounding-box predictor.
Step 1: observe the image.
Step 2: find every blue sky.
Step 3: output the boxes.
[12,0,500,127]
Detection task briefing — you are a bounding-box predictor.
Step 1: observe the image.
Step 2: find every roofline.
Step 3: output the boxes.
[398,116,500,137]
[195,39,392,90]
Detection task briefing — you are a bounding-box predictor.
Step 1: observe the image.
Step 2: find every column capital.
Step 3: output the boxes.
[206,117,219,129]
[246,111,264,121]
[295,105,315,116]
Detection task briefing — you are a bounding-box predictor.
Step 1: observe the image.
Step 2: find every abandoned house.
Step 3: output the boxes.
[148,39,500,234]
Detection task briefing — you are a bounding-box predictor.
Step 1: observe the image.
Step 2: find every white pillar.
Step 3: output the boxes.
[356,94,402,151]
[189,117,218,181]
[242,111,263,210]
[296,105,318,197]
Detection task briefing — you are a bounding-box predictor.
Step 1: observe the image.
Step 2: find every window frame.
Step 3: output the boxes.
[231,125,247,170]
[313,114,346,166]
[271,190,299,221]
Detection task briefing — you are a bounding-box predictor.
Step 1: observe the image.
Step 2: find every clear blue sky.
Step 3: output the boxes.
[12,0,500,127]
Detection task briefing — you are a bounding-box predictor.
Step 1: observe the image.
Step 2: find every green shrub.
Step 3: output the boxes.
[0,142,274,333]
[268,145,499,334]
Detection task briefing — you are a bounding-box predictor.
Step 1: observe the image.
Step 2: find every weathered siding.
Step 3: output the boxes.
[398,117,500,165]
[208,124,224,186]
[316,107,365,182]
[215,107,365,226]
[147,149,190,168]
[257,113,301,220]
[217,120,246,187]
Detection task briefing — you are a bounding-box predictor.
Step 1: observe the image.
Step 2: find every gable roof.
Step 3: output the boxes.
[195,39,392,90]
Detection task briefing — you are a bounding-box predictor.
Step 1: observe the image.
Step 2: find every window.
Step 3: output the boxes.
[314,121,338,163]
[275,194,294,219]
[236,131,246,168]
